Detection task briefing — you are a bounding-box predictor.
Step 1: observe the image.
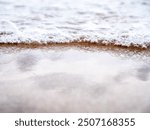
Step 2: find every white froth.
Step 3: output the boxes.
[0,0,150,47]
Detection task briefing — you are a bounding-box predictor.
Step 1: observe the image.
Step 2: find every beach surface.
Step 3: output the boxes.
[0,0,150,113]
[0,45,150,112]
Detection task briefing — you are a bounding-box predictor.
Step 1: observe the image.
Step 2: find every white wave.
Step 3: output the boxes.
[0,0,150,47]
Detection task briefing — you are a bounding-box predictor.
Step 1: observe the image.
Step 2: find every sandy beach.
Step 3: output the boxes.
[0,0,150,113]
[0,44,150,112]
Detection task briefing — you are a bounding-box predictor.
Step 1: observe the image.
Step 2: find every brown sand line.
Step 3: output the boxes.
[0,41,150,52]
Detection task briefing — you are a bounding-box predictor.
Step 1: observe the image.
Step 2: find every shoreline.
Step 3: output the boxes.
[0,41,150,52]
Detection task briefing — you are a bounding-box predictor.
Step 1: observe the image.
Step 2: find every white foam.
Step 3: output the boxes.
[0,0,150,47]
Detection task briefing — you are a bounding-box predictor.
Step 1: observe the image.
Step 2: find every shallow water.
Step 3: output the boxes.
[0,0,150,47]
[0,47,150,112]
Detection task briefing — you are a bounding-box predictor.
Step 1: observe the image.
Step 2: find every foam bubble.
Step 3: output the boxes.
[0,0,150,47]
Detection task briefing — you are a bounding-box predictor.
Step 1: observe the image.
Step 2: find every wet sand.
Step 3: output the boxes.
[0,44,150,113]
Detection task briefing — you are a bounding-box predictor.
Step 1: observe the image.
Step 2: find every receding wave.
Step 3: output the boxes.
[0,0,150,49]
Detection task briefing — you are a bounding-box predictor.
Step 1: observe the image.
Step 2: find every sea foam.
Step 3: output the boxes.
[0,0,150,47]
